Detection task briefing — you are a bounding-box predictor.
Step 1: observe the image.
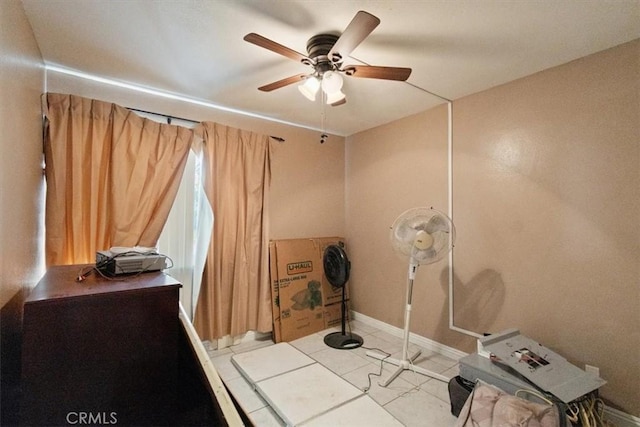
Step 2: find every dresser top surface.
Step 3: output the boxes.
[26,264,181,303]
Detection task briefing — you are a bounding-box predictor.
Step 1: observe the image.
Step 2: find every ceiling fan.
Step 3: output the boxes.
[244,10,412,106]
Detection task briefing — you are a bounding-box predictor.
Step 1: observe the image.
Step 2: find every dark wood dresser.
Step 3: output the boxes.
[21,265,182,426]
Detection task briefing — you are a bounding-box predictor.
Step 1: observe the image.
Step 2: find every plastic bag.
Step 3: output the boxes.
[455,381,560,427]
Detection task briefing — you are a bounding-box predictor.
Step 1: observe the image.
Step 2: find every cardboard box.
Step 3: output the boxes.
[271,239,325,342]
[269,237,350,342]
[268,241,282,343]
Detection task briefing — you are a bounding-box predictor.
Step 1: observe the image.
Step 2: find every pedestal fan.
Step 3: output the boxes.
[323,243,363,350]
[367,207,456,386]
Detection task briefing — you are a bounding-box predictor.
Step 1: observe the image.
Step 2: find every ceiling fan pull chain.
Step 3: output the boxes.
[320,92,328,144]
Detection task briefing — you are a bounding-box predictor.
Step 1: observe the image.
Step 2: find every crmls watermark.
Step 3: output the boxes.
[66,412,117,425]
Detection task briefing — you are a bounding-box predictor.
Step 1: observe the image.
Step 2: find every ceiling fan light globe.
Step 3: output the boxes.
[326,90,346,105]
[321,71,343,94]
[298,77,320,101]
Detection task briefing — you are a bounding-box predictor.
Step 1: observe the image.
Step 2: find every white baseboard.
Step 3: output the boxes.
[351,310,640,426]
[351,310,467,361]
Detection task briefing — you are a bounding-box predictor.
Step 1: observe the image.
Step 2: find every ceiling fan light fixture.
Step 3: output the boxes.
[325,90,346,105]
[298,76,320,101]
[321,71,343,94]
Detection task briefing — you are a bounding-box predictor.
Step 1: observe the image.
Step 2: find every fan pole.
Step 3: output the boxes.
[400,266,416,363]
[323,275,363,350]
[366,263,449,386]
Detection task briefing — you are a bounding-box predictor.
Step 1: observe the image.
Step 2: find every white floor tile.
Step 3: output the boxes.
[384,388,458,427]
[257,363,363,426]
[355,334,403,360]
[415,347,459,369]
[419,377,453,404]
[248,406,285,427]
[231,342,314,383]
[209,353,242,382]
[371,330,423,354]
[289,332,328,354]
[341,363,423,407]
[444,365,460,378]
[381,348,454,381]
[309,346,372,376]
[224,375,268,413]
[300,395,403,427]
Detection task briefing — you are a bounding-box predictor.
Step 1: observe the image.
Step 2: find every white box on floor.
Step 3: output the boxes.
[231,342,403,426]
[231,342,315,383]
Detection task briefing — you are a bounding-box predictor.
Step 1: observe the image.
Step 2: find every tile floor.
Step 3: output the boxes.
[203,320,461,426]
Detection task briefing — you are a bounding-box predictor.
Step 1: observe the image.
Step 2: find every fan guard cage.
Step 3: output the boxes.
[323,244,350,288]
[390,207,456,265]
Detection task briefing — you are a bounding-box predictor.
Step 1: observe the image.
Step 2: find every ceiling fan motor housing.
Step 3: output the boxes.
[306,34,340,73]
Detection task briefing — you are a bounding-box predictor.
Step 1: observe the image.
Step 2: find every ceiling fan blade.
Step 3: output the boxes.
[343,65,412,81]
[258,73,308,92]
[244,33,310,63]
[328,11,380,63]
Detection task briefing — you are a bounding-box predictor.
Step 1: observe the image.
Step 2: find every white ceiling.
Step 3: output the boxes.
[21,0,640,136]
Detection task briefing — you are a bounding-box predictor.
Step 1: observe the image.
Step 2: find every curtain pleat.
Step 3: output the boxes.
[193,122,273,340]
[44,93,192,266]
[110,107,192,247]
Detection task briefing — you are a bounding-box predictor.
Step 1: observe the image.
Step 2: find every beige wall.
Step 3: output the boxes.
[346,40,639,415]
[0,0,46,422]
[346,103,456,339]
[0,0,45,313]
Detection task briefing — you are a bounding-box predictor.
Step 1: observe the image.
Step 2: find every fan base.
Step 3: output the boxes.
[324,332,363,350]
[366,349,449,386]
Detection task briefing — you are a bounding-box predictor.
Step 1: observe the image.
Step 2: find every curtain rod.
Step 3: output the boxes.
[127,107,285,142]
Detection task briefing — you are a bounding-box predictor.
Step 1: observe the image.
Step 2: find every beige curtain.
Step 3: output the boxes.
[193,122,273,340]
[44,93,193,266]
